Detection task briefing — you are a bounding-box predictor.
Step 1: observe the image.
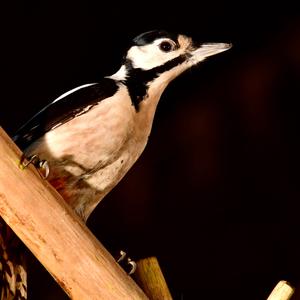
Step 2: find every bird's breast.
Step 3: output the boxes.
[26,86,153,191]
[24,85,161,219]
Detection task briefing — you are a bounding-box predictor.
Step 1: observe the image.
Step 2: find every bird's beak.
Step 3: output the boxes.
[191,42,232,61]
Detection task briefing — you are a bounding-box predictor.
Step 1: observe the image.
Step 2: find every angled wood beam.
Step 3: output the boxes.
[0,127,147,300]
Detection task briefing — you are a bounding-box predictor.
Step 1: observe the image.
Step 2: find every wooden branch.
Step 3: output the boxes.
[267,281,294,300]
[0,127,148,300]
[133,257,173,300]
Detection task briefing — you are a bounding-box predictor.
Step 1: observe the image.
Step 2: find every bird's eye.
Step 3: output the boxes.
[159,41,175,52]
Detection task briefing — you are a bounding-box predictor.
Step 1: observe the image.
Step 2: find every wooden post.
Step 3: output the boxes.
[0,127,148,300]
[133,257,173,300]
[267,281,294,300]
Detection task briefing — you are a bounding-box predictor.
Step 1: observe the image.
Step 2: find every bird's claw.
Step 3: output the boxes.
[116,250,137,275]
[20,154,50,179]
[116,250,127,263]
[126,257,137,275]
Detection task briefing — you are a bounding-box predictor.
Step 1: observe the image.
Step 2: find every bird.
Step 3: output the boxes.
[13,30,231,222]
[1,30,231,299]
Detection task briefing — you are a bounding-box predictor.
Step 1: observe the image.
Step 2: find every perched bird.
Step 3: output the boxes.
[13,30,231,222]
[1,30,231,299]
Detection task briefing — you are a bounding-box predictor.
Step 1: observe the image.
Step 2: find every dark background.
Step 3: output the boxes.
[2,1,300,299]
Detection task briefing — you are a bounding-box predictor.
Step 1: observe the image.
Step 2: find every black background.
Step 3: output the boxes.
[2,1,300,299]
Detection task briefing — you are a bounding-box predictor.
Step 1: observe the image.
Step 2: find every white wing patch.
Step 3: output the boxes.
[52,83,97,103]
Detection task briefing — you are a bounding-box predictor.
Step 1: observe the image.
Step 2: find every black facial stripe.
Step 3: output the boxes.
[123,54,189,110]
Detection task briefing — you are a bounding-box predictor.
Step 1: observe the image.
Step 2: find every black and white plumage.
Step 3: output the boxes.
[13,30,231,221]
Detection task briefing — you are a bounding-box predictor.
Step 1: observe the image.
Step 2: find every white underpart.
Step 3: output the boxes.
[52,83,97,103]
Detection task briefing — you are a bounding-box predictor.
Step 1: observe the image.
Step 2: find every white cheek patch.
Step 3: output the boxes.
[127,41,183,71]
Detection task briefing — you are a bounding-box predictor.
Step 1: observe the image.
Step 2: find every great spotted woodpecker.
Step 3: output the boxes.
[13,30,231,222]
[0,30,231,299]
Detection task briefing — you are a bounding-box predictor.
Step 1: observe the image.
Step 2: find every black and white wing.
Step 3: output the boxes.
[13,78,119,150]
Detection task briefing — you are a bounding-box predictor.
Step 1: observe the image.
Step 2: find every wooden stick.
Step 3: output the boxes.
[0,127,148,300]
[133,257,173,300]
[267,281,294,300]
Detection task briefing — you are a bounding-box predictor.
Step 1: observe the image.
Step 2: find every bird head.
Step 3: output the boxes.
[126,30,231,72]
[110,30,231,110]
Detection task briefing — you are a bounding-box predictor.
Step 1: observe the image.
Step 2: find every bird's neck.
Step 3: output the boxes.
[110,64,171,140]
[110,61,173,112]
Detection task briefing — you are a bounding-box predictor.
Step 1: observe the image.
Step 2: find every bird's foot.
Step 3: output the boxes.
[116,250,137,275]
[20,154,50,179]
